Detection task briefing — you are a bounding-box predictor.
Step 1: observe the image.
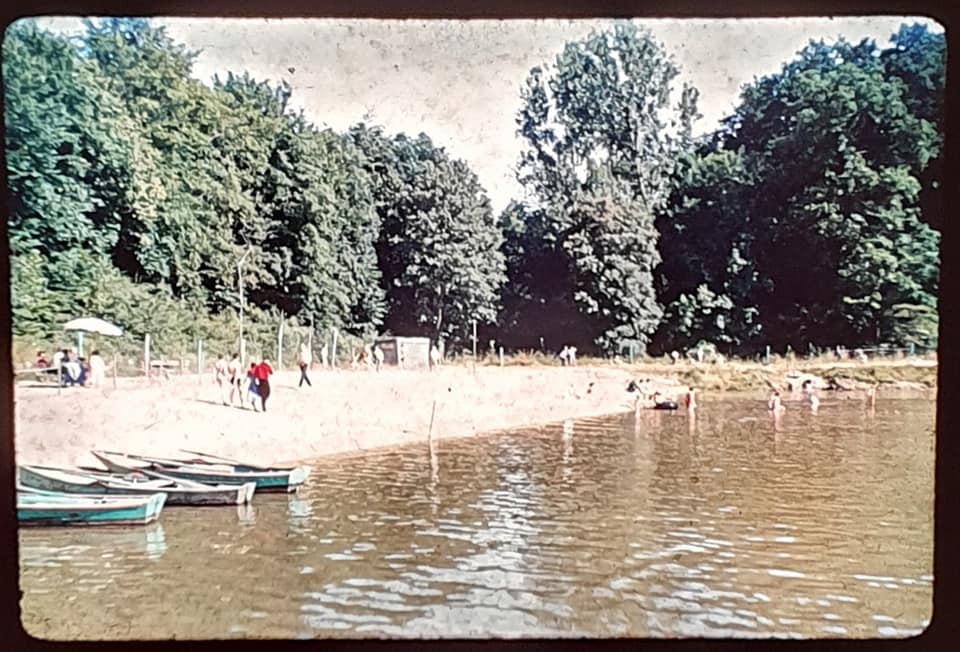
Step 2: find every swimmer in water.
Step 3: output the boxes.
[685,386,697,412]
[768,390,785,413]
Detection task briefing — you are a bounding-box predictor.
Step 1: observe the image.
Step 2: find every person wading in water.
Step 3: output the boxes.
[254,357,274,412]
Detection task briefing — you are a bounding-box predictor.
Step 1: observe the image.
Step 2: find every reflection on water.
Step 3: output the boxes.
[19,398,934,639]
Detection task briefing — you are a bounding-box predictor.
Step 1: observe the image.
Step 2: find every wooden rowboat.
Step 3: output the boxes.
[177,449,299,471]
[92,450,309,493]
[18,491,166,527]
[18,465,255,506]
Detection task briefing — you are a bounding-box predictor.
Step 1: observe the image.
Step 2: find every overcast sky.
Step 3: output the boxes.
[29,16,943,211]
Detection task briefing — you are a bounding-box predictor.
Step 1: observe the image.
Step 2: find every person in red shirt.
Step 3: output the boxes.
[254,358,274,412]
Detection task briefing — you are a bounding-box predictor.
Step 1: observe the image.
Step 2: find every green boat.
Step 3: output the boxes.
[18,491,166,527]
[18,464,256,506]
[92,450,310,493]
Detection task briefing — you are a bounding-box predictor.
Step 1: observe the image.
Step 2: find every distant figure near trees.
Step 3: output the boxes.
[34,350,48,368]
[373,344,384,372]
[297,343,312,387]
[430,343,442,369]
[320,341,329,369]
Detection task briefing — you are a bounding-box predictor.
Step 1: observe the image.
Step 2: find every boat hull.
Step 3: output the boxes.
[93,451,309,493]
[18,465,255,506]
[17,492,166,527]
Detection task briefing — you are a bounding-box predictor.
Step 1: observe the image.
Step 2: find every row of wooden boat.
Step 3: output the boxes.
[17,449,310,527]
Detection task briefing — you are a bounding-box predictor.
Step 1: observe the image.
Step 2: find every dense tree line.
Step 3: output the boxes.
[504,22,942,356]
[5,18,503,355]
[5,19,942,359]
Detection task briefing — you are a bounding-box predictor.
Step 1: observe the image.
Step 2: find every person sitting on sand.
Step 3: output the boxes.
[34,350,48,368]
[254,357,274,412]
[60,350,84,386]
[245,363,260,411]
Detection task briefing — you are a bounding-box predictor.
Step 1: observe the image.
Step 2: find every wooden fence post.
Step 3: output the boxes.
[144,334,151,383]
[499,346,504,367]
[197,340,203,383]
[472,320,478,375]
[113,353,118,389]
[331,327,338,370]
[277,320,284,369]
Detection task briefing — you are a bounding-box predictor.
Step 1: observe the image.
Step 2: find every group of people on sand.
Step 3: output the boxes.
[35,348,107,388]
[214,352,274,412]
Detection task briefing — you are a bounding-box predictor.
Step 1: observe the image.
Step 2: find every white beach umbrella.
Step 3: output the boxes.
[63,317,123,357]
[63,317,123,337]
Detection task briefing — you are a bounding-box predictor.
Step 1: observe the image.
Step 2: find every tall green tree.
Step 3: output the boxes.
[655,28,942,352]
[351,125,506,346]
[219,74,386,333]
[3,22,140,258]
[511,22,699,353]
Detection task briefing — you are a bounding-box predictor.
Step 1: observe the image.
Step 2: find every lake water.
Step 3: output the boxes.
[19,397,934,639]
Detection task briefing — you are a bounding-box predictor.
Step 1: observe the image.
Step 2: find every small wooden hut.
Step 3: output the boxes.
[374,336,431,370]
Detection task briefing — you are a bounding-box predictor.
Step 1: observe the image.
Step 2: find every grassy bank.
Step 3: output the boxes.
[455,351,938,392]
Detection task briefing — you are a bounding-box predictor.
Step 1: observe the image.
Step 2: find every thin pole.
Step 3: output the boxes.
[112,353,118,389]
[197,339,203,383]
[277,319,284,369]
[238,260,244,367]
[144,334,151,383]
[499,346,504,367]
[472,320,477,375]
[331,327,338,369]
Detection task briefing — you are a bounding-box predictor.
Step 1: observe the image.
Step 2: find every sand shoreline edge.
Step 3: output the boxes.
[13,362,935,470]
[13,366,641,470]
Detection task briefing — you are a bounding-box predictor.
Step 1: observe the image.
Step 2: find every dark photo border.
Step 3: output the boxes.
[0,1,955,651]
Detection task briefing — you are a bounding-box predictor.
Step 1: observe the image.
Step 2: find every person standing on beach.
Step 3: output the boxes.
[227,353,242,405]
[245,362,260,411]
[88,350,106,388]
[320,341,329,369]
[373,344,384,372]
[297,342,312,387]
[685,386,697,413]
[430,343,441,369]
[254,358,274,412]
[214,353,228,404]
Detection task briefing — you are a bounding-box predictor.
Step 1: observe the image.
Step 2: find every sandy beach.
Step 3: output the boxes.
[13,365,640,469]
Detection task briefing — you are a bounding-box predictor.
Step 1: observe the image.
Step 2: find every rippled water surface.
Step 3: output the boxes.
[19,398,934,639]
